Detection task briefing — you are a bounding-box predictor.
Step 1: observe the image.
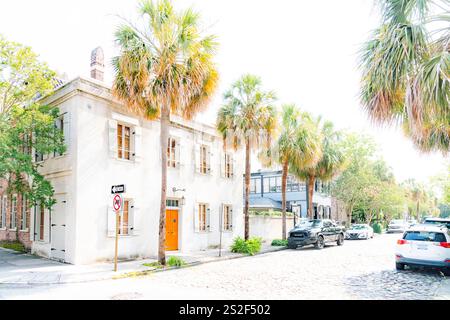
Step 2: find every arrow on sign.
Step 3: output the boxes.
[111,185,126,194]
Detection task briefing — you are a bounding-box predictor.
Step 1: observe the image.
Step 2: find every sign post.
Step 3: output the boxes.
[113,194,122,272]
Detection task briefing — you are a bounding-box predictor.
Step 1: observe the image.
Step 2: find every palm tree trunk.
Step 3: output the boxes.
[307,175,315,219]
[281,161,288,240]
[158,106,170,265]
[244,138,251,240]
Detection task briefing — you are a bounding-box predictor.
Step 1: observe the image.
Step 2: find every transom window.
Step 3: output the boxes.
[166,199,180,208]
[117,124,131,160]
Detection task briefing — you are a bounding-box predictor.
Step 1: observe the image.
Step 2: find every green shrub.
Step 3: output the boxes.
[271,239,288,246]
[167,256,186,267]
[231,237,262,255]
[0,241,27,253]
[372,223,382,234]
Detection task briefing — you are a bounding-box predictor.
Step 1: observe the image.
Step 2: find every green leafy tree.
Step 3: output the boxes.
[0,35,64,215]
[291,119,346,219]
[217,74,276,240]
[259,105,322,239]
[332,133,378,225]
[360,0,449,153]
[112,0,219,265]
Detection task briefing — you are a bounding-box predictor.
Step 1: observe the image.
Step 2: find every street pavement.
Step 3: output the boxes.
[0,233,448,300]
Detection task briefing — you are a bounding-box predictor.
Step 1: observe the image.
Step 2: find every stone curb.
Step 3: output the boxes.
[0,246,288,286]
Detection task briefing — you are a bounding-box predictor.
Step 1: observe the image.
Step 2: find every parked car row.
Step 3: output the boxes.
[395,218,450,276]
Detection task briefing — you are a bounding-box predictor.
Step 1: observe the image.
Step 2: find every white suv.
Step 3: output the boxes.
[395,224,450,275]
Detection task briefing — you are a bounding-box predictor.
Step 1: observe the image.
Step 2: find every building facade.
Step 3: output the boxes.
[0,60,244,265]
[248,170,334,220]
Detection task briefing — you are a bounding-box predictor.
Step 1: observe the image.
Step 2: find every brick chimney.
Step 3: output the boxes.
[90,47,104,82]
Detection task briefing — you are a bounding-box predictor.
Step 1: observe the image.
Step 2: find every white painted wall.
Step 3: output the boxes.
[249,215,295,242]
[33,77,244,265]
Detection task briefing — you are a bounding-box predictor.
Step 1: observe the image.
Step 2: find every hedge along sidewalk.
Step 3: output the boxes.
[0,243,287,285]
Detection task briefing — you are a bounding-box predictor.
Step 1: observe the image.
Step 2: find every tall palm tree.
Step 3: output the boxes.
[217,74,276,240]
[291,120,346,219]
[360,0,449,153]
[112,0,219,265]
[259,105,322,239]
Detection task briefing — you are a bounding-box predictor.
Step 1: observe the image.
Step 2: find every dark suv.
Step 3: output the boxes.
[288,219,345,250]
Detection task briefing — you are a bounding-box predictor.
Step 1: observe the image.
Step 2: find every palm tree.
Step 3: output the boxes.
[217,74,276,240]
[360,0,449,153]
[112,0,219,265]
[291,120,346,219]
[259,105,322,239]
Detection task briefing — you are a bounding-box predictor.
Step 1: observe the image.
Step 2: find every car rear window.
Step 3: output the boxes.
[403,231,446,242]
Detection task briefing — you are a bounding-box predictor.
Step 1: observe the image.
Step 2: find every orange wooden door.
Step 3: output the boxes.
[165,210,179,251]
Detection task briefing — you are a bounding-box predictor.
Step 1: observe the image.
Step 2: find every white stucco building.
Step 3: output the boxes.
[27,67,243,265]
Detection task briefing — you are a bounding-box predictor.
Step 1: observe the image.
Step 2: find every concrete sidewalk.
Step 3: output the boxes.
[0,244,286,285]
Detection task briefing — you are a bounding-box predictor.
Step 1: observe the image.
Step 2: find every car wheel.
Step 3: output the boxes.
[396,263,405,271]
[337,234,344,246]
[315,236,325,250]
[288,244,297,250]
[443,268,450,277]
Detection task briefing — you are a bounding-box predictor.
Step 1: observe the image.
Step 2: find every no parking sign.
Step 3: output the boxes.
[113,194,122,212]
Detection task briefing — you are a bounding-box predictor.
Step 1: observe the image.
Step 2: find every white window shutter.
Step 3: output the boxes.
[220,152,225,178]
[220,204,224,231]
[133,126,142,163]
[108,120,118,158]
[175,139,181,168]
[206,205,211,232]
[207,147,212,174]
[130,200,139,235]
[107,206,116,237]
[63,112,70,154]
[232,157,236,178]
[194,204,200,233]
[194,144,200,173]
[230,207,234,231]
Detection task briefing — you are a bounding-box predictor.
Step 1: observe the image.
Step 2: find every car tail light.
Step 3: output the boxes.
[395,255,402,260]
[446,260,450,263]
[397,239,408,245]
[439,242,450,248]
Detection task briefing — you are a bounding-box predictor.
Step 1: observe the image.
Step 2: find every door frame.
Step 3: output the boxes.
[166,199,181,251]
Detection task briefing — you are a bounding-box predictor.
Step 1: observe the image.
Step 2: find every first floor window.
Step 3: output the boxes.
[119,200,130,235]
[10,195,17,229]
[198,203,209,232]
[38,205,45,241]
[0,196,6,229]
[21,194,28,230]
[222,205,233,231]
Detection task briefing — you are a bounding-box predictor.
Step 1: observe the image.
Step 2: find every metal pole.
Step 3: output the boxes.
[114,210,119,272]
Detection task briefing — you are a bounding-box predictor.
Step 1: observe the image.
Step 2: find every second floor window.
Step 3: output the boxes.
[199,145,210,174]
[224,153,233,178]
[117,124,131,160]
[167,137,178,168]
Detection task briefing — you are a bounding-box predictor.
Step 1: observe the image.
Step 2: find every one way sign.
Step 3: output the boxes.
[111,184,126,194]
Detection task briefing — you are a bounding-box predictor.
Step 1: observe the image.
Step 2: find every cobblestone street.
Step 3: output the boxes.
[0,233,448,300]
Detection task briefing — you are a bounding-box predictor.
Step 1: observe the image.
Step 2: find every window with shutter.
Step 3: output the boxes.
[108,119,118,158]
[167,137,178,168]
[117,124,132,160]
[222,204,233,231]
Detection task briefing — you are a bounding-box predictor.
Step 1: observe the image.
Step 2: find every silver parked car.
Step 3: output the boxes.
[387,219,410,233]
[345,224,374,240]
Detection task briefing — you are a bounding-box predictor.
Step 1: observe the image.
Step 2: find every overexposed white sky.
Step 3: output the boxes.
[0,0,447,183]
